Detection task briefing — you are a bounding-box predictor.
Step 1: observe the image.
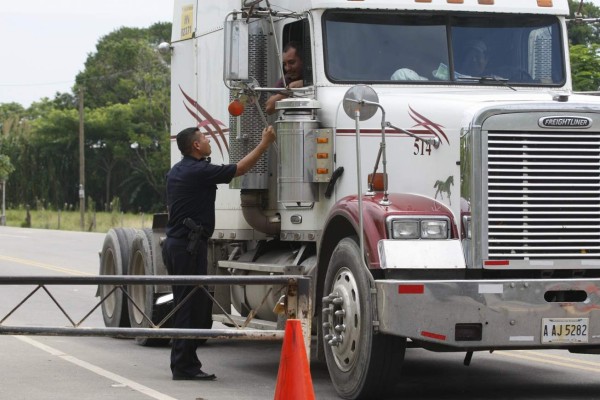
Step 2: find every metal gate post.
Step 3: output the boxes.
[285,275,312,362]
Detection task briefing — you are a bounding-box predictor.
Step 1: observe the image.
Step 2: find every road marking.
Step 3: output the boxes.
[15,336,178,400]
[0,254,92,276]
[523,350,600,368]
[0,233,29,238]
[496,350,600,373]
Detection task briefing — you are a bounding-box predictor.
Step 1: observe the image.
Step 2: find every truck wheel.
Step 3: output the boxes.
[322,237,406,400]
[99,228,136,328]
[128,229,172,346]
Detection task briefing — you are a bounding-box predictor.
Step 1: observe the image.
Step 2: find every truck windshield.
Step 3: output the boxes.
[324,12,565,86]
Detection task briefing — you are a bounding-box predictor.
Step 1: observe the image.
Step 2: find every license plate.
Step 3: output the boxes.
[541,318,589,344]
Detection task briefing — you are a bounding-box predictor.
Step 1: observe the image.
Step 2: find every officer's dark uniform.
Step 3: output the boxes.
[162,155,236,378]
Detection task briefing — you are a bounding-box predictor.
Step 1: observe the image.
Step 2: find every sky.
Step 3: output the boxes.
[0,0,173,107]
[3,0,600,108]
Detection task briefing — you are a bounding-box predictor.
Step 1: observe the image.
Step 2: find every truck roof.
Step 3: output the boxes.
[272,0,569,16]
[172,0,569,42]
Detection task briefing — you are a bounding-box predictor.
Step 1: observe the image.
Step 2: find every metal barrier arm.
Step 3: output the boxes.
[0,284,43,325]
[0,275,307,285]
[0,326,284,340]
[0,275,311,347]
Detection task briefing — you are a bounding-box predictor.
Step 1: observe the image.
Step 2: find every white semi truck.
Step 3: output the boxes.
[99,0,600,398]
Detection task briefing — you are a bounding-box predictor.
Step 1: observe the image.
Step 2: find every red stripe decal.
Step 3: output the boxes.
[183,102,225,158]
[421,331,447,341]
[484,260,510,266]
[180,86,230,153]
[408,106,449,145]
[398,285,424,294]
[336,129,435,136]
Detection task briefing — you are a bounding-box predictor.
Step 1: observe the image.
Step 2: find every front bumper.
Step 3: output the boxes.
[375,278,600,350]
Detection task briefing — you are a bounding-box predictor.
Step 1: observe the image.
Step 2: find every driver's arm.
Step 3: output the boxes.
[265,79,303,115]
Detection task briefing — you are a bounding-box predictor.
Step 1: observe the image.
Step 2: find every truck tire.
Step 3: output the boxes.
[99,228,136,328]
[322,237,406,400]
[127,229,172,346]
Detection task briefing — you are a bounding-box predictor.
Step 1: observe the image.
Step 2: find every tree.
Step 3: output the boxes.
[85,103,135,210]
[0,22,171,213]
[122,96,170,212]
[0,103,28,137]
[74,23,171,211]
[0,154,14,182]
[0,103,34,207]
[29,107,80,207]
[75,23,171,109]
[568,0,600,45]
[570,44,600,91]
[566,2,600,91]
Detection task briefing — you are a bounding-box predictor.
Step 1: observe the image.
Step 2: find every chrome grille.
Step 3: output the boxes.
[486,130,600,259]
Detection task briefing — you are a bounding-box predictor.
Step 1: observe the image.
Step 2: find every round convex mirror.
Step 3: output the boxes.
[342,85,379,121]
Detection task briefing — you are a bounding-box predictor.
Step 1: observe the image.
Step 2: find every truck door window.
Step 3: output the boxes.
[323,11,564,86]
[282,19,313,86]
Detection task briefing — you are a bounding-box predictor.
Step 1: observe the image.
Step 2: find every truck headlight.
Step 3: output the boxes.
[421,220,448,239]
[387,216,450,240]
[391,220,419,239]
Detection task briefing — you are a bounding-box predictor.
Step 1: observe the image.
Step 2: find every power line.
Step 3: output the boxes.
[0,80,74,88]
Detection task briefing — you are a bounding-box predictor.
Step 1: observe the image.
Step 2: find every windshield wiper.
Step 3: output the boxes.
[456,75,516,91]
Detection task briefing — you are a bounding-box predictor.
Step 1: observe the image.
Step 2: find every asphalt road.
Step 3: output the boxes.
[2,226,600,400]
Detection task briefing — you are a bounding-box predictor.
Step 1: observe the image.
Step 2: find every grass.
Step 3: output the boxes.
[1,208,154,233]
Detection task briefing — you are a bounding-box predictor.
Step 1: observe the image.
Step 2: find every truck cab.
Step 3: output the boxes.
[99,1,600,399]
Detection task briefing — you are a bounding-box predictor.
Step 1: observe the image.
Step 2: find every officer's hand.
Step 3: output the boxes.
[262,125,276,145]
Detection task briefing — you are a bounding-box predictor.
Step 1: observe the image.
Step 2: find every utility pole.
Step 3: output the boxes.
[78,87,85,231]
[1,179,5,226]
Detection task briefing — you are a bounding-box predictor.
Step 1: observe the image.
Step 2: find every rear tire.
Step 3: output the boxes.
[322,237,406,399]
[99,228,136,328]
[127,229,172,346]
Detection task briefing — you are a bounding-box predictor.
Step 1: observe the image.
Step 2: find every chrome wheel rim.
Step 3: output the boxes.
[324,267,361,372]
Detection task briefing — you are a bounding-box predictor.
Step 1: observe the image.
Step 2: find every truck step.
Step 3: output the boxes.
[218,260,303,274]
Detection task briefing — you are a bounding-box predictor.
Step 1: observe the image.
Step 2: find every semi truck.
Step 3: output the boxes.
[99,0,600,398]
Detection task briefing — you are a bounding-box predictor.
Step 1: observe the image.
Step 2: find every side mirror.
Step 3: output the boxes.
[342,85,379,121]
[224,19,249,82]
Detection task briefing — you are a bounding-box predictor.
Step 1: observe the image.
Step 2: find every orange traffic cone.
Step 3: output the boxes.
[274,319,315,400]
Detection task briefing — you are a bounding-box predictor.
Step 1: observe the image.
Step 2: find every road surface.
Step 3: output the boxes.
[2,226,600,399]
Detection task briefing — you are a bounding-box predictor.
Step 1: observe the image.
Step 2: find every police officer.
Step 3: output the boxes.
[163,125,276,381]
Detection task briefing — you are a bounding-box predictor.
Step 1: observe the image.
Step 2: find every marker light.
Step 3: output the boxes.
[462,215,472,239]
[228,99,245,116]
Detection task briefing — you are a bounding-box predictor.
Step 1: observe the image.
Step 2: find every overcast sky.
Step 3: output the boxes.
[2,1,600,108]
[0,0,172,107]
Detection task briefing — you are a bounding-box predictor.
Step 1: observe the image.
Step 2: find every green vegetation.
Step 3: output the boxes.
[0,22,171,216]
[568,0,600,46]
[568,1,600,91]
[3,207,154,233]
[570,43,600,91]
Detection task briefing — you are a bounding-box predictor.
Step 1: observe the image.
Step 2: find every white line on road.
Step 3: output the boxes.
[496,350,600,374]
[14,336,178,400]
[0,233,29,238]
